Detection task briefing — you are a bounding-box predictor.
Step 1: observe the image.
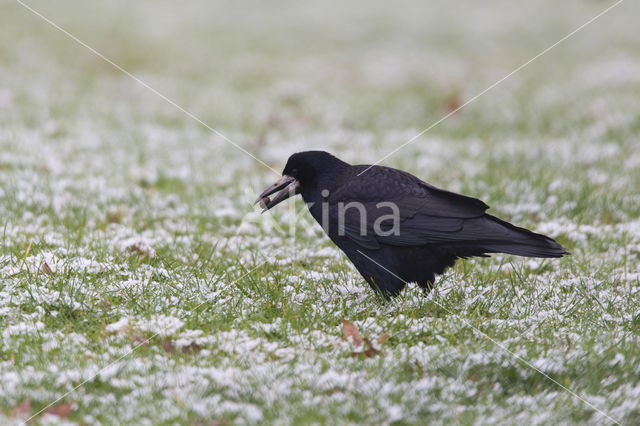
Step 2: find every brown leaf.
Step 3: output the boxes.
[181,342,202,354]
[351,338,381,358]
[342,320,362,347]
[161,338,175,353]
[45,402,74,418]
[133,335,150,347]
[126,241,156,259]
[107,211,123,223]
[363,338,380,357]
[377,332,390,345]
[41,261,54,276]
[444,92,462,114]
[412,360,424,378]
[13,400,30,417]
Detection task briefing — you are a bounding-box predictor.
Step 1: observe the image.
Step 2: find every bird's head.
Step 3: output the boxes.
[255,151,347,212]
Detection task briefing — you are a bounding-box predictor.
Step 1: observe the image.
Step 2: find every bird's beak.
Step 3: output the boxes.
[255,175,301,212]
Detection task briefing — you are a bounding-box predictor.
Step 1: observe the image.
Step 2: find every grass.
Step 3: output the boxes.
[1,0,640,424]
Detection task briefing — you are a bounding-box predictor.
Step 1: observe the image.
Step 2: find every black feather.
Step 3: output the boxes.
[263,150,569,298]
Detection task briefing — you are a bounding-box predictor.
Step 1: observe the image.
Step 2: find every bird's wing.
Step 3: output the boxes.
[327,166,489,249]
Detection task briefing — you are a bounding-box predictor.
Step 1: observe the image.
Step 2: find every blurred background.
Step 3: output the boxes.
[2,0,640,227]
[2,0,638,171]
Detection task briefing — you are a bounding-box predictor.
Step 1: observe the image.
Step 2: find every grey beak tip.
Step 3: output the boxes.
[255,175,300,212]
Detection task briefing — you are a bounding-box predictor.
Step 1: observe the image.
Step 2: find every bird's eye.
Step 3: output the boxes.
[290,168,298,175]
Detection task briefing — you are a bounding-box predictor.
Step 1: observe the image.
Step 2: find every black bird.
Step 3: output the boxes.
[257,151,568,298]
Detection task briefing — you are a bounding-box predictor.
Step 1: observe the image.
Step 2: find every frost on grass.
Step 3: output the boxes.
[1,0,640,424]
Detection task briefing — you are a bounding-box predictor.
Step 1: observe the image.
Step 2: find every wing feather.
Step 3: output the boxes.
[327,166,490,249]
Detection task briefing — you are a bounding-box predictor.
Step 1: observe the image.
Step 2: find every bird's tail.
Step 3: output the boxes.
[457,214,569,258]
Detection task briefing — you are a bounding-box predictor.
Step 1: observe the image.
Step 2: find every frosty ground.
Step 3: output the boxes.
[1,0,640,424]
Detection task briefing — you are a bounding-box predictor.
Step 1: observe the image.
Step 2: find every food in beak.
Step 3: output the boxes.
[255,175,301,212]
[258,196,271,210]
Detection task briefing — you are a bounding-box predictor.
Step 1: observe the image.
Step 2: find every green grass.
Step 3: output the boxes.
[1,0,640,424]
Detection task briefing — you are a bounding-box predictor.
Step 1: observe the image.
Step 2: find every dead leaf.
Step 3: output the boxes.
[161,338,175,353]
[13,400,30,417]
[377,332,390,345]
[352,338,381,358]
[363,338,380,357]
[444,91,462,113]
[126,241,156,259]
[412,360,424,378]
[41,261,54,276]
[133,335,150,348]
[24,241,32,258]
[181,342,202,354]
[342,320,362,347]
[44,402,74,418]
[107,211,123,223]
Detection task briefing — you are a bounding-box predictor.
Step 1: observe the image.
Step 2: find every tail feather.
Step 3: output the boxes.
[446,214,569,258]
[477,214,569,258]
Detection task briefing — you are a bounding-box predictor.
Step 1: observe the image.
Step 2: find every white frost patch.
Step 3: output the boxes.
[136,315,185,336]
[68,256,108,274]
[106,317,132,333]
[5,251,63,275]
[387,404,404,422]
[2,320,45,339]
[106,315,184,336]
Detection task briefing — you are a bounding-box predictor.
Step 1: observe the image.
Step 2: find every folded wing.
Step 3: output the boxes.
[328,166,566,258]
